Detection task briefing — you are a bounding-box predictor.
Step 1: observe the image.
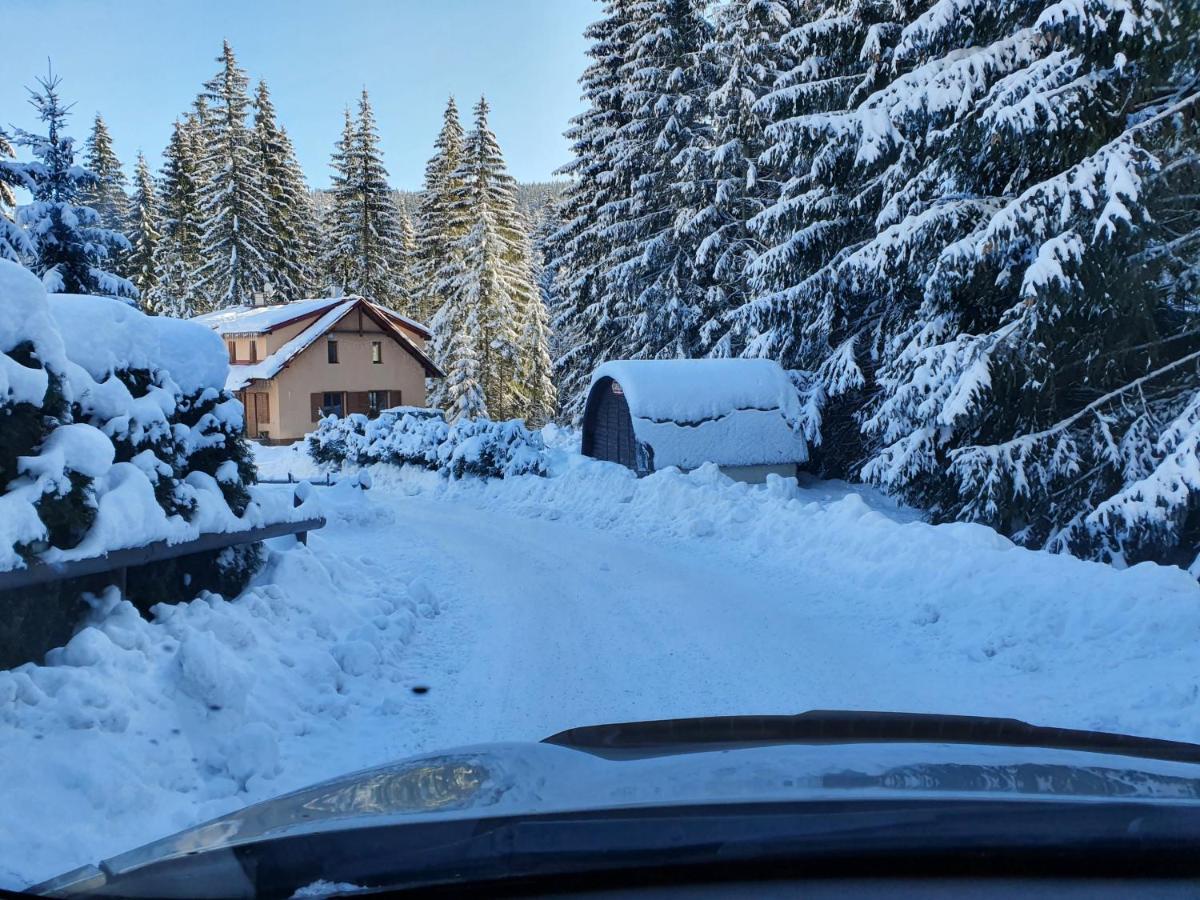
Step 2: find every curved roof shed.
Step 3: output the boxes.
[581,359,808,481]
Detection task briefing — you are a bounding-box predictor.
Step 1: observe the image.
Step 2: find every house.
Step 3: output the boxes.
[581,359,808,483]
[194,296,443,444]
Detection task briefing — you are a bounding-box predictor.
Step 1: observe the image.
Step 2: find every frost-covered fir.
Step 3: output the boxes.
[319,91,410,310]
[428,97,552,423]
[146,113,206,317]
[547,0,640,417]
[127,153,161,299]
[193,42,274,310]
[0,126,31,264]
[81,114,130,248]
[413,97,467,323]
[6,74,134,298]
[252,80,320,302]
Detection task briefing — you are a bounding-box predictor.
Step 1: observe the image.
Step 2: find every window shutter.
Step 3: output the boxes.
[346,391,370,416]
[311,392,322,422]
[391,389,402,408]
[256,392,270,424]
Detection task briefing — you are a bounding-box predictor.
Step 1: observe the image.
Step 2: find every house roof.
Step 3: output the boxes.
[212,297,443,392]
[587,359,808,470]
[193,296,433,342]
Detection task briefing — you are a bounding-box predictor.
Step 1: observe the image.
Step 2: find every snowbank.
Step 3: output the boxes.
[588,359,808,470]
[49,294,228,396]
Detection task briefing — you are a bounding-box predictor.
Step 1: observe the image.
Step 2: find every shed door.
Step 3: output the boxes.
[593,380,637,469]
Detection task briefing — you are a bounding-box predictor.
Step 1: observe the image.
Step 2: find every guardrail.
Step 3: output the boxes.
[0,515,325,594]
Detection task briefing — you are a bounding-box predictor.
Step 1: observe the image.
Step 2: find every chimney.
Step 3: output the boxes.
[251,291,266,308]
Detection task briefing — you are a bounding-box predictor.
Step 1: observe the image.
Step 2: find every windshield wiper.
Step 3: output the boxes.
[543,710,1200,765]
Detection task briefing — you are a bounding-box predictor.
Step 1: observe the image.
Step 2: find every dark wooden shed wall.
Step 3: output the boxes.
[582,377,642,473]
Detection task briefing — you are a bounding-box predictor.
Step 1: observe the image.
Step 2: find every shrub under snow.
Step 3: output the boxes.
[0,260,299,664]
[307,407,548,480]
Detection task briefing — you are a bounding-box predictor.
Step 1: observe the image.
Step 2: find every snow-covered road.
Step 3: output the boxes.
[4,440,1200,887]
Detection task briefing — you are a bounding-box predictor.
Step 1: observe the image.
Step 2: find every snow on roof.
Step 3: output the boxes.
[374,303,432,338]
[589,359,808,470]
[226,299,356,391]
[48,293,228,396]
[193,297,343,335]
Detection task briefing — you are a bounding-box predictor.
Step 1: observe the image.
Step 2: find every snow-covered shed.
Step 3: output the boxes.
[581,359,808,482]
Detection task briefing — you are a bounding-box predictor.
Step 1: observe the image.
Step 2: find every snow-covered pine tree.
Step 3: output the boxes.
[8,73,134,298]
[516,219,559,427]
[395,203,418,314]
[547,0,640,418]
[320,91,407,307]
[253,80,319,302]
[737,0,910,469]
[0,126,32,263]
[429,97,544,421]
[127,152,161,299]
[688,0,795,358]
[349,89,407,306]
[320,108,359,296]
[744,0,1200,568]
[81,114,130,245]
[600,0,714,363]
[193,41,274,310]
[413,96,467,323]
[145,113,207,316]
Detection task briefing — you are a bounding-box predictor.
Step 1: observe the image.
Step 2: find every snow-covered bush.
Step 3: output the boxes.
[437,418,550,480]
[306,407,547,480]
[0,260,266,664]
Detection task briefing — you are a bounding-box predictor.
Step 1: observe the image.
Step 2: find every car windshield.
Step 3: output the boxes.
[1,0,1199,895]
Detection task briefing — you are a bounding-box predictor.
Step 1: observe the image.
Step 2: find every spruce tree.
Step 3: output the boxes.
[352,89,407,305]
[320,91,406,306]
[430,97,547,421]
[689,0,795,357]
[253,80,319,301]
[146,113,206,316]
[127,152,161,299]
[81,114,130,241]
[413,97,466,324]
[8,73,134,297]
[321,108,359,296]
[193,41,273,310]
[601,0,714,362]
[395,204,418,314]
[548,0,641,417]
[0,127,32,264]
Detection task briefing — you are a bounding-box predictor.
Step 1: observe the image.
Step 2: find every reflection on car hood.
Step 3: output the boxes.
[39,739,1200,892]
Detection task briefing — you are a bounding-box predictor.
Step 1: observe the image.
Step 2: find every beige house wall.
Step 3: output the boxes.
[236,322,429,443]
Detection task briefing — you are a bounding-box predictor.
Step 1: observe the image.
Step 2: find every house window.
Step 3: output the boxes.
[227,341,236,363]
[367,390,384,416]
[249,340,258,363]
[322,392,343,418]
[371,341,382,364]
[327,340,339,364]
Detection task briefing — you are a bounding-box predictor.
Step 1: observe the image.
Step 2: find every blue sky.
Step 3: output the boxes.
[1,0,595,189]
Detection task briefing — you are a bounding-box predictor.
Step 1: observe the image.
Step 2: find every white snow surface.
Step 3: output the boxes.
[590,359,808,469]
[192,298,343,336]
[3,440,1200,887]
[48,294,228,397]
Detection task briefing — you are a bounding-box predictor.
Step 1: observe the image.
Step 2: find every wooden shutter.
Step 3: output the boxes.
[255,392,270,424]
[346,391,370,416]
[311,392,323,422]
[391,389,402,408]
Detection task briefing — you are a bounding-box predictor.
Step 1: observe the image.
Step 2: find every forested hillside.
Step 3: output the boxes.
[546,0,1200,569]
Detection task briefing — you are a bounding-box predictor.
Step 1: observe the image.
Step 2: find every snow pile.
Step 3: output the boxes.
[307,408,548,480]
[0,513,435,887]
[0,260,304,578]
[589,359,808,470]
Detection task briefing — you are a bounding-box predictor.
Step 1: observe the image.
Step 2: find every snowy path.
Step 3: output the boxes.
[4,445,1200,887]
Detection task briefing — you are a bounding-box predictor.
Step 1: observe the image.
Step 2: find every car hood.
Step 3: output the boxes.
[37,733,1200,894]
